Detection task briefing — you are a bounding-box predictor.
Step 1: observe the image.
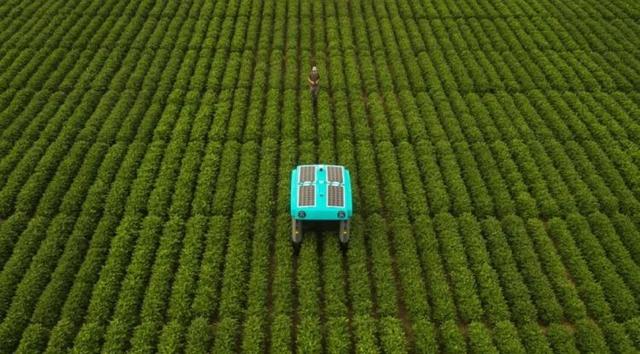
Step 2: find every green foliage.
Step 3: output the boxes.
[588,212,640,298]
[481,217,537,324]
[600,321,636,354]
[240,315,264,353]
[15,323,49,354]
[367,214,398,317]
[389,217,431,319]
[378,317,407,354]
[547,323,579,354]
[184,317,212,354]
[0,212,30,267]
[270,315,292,354]
[326,316,350,354]
[412,319,437,353]
[211,317,238,354]
[157,320,184,354]
[435,141,473,215]
[438,320,466,354]
[413,140,450,214]
[413,216,457,323]
[0,2,637,353]
[295,317,321,354]
[625,317,640,349]
[547,218,614,321]
[353,315,379,354]
[501,215,563,324]
[347,216,374,316]
[518,322,552,354]
[575,319,610,354]
[102,215,163,352]
[526,219,587,321]
[434,213,483,322]
[493,321,526,354]
[457,213,511,323]
[566,213,639,320]
[71,322,104,354]
[468,322,498,354]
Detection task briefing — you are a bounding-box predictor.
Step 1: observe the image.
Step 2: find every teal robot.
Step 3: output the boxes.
[290,164,353,243]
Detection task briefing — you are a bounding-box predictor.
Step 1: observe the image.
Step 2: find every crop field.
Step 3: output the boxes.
[1,0,640,352]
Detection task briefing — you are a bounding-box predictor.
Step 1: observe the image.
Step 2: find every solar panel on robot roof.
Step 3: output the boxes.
[296,165,346,208]
[298,185,315,206]
[327,185,344,207]
[327,165,343,183]
[299,165,315,182]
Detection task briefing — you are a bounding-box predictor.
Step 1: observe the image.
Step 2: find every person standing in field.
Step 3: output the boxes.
[308,66,319,102]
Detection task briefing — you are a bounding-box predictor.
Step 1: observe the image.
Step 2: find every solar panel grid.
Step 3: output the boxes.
[299,166,315,182]
[328,185,344,207]
[327,166,343,183]
[298,185,315,206]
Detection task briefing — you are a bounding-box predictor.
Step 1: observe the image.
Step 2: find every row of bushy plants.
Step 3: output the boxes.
[0,2,185,351]
[47,5,211,351]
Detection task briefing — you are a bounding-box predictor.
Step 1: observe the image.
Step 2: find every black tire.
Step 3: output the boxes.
[292,218,302,243]
[339,220,350,243]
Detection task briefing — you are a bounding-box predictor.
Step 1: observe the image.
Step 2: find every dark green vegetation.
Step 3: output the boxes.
[0,0,640,352]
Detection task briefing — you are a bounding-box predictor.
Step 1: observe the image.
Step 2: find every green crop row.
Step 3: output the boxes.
[0,0,639,352]
[47,3,210,351]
